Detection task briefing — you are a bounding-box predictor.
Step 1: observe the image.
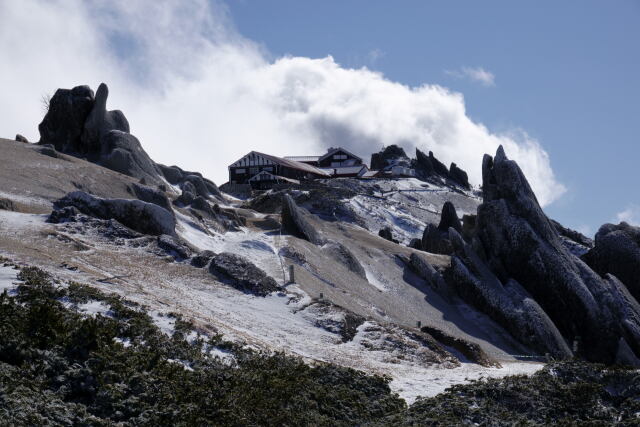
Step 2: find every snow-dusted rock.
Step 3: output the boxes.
[157,234,192,260]
[53,191,175,236]
[190,250,216,268]
[583,221,640,301]
[209,252,281,296]
[282,194,325,245]
[447,228,572,359]
[421,201,462,255]
[81,82,130,153]
[470,146,640,363]
[132,183,173,214]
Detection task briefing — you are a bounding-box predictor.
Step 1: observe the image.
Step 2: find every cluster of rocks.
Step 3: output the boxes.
[369,145,470,189]
[410,146,640,365]
[38,84,163,185]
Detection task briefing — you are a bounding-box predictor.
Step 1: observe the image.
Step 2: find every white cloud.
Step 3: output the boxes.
[367,48,385,65]
[616,205,640,226]
[445,66,496,87]
[0,0,564,206]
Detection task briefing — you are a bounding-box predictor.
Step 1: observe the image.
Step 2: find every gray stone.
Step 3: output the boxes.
[378,227,398,243]
[15,134,28,143]
[157,234,191,260]
[132,183,173,214]
[191,250,216,268]
[282,194,325,245]
[38,85,95,152]
[209,252,281,296]
[449,162,470,189]
[463,145,640,363]
[81,83,129,154]
[101,130,162,184]
[53,191,175,236]
[583,222,640,301]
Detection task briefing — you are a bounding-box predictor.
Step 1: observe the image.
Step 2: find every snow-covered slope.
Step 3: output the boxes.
[0,138,543,402]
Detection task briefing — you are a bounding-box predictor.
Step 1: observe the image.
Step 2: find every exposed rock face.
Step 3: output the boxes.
[38,85,95,152]
[407,253,450,296]
[209,252,281,296]
[583,222,640,301]
[461,214,476,242]
[378,227,398,244]
[460,146,640,363]
[414,149,470,188]
[420,325,498,367]
[408,238,423,250]
[282,194,325,245]
[99,130,162,185]
[52,191,175,236]
[421,201,462,255]
[15,134,28,143]
[370,145,408,170]
[322,242,366,279]
[449,162,470,189]
[81,83,129,155]
[447,228,572,359]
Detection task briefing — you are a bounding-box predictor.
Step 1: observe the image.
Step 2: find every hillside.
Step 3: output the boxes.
[1,83,639,424]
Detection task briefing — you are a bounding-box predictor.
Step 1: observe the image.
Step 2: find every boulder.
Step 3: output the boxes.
[209,252,281,296]
[132,183,173,214]
[421,201,462,255]
[378,227,398,244]
[370,145,408,170]
[408,238,423,250]
[583,222,640,301]
[157,234,192,260]
[158,164,184,184]
[191,250,216,268]
[0,198,16,211]
[408,253,450,296]
[282,194,325,245]
[53,191,175,236]
[449,162,470,189]
[465,145,640,363]
[38,85,95,152]
[15,134,28,143]
[461,214,476,241]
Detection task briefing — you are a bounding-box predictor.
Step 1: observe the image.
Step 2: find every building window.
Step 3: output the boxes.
[235,168,246,174]
[250,167,258,174]
[334,154,347,160]
[331,162,341,167]
[264,166,273,172]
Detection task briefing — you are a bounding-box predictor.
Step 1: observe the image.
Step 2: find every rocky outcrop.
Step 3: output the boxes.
[456,146,640,363]
[157,234,192,260]
[282,194,325,245]
[209,252,281,296]
[0,198,16,211]
[583,222,640,301]
[421,201,461,255]
[378,227,398,244]
[99,130,162,184]
[132,183,173,214]
[446,228,572,359]
[370,145,408,170]
[420,325,498,367]
[15,134,28,143]
[407,253,451,296]
[38,85,95,152]
[191,250,216,268]
[449,162,470,189]
[80,83,129,154]
[52,191,175,236]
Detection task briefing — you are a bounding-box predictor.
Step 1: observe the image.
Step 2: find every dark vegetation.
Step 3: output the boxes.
[1,265,638,425]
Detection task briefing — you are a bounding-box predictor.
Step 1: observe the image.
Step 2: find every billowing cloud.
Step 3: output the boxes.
[0,0,565,205]
[445,66,496,87]
[616,205,640,226]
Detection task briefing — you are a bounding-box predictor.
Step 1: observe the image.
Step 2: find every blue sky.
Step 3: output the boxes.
[228,0,640,234]
[1,0,638,235]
